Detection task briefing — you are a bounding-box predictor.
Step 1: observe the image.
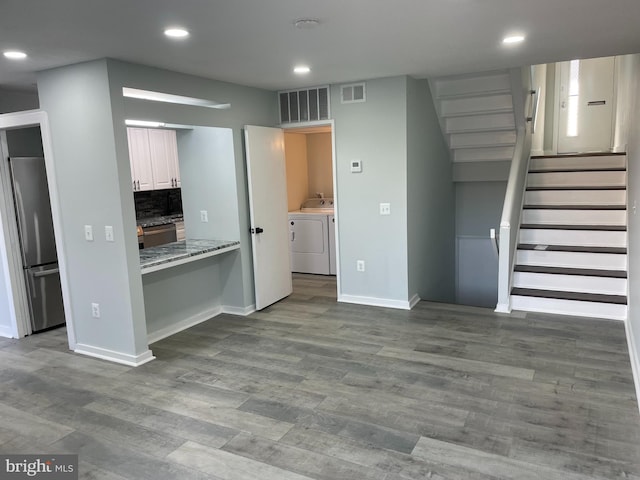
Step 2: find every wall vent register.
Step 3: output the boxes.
[341,82,366,103]
[279,86,330,124]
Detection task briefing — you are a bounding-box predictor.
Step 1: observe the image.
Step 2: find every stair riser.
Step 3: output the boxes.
[516,250,627,270]
[450,131,517,148]
[512,272,627,296]
[454,146,515,163]
[435,73,511,97]
[519,229,627,248]
[527,171,626,188]
[530,155,626,171]
[521,209,627,226]
[510,296,627,320]
[524,189,626,206]
[440,94,513,116]
[445,113,515,133]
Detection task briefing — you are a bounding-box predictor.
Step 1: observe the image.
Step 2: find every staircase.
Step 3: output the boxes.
[430,70,516,165]
[510,153,628,320]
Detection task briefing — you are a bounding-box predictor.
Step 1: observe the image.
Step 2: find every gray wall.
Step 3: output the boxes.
[455,181,507,307]
[37,59,149,357]
[406,77,455,302]
[331,76,409,302]
[0,89,39,114]
[107,59,278,309]
[625,54,640,390]
[176,126,244,308]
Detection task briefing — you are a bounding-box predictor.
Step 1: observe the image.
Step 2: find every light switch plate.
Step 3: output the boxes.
[379,203,391,215]
[350,160,362,173]
[105,226,114,242]
[84,225,93,242]
[200,210,209,222]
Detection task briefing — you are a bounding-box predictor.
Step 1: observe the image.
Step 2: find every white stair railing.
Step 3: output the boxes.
[495,67,538,313]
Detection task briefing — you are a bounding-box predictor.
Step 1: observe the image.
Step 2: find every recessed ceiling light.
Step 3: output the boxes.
[164,28,190,38]
[503,35,525,44]
[3,50,27,60]
[294,18,320,29]
[294,65,311,75]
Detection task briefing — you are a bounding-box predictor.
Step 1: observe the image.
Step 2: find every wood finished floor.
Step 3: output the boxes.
[1,273,640,479]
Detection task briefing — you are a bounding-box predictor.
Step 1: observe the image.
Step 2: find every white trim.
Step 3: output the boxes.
[222,304,256,316]
[147,306,222,344]
[495,301,512,314]
[0,324,14,339]
[339,294,413,310]
[530,149,545,157]
[74,344,155,367]
[625,319,640,415]
[408,294,421,309]
[0,110,75,348]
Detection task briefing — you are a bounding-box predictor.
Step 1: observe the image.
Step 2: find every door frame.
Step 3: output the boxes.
[0,110,75,348]
[281,120,341,298]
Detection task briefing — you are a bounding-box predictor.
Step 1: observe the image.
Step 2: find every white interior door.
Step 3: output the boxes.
[558,57,615,153]
[244,125,292,310]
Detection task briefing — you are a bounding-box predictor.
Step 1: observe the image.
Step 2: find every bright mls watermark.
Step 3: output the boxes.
[0,455,77,479]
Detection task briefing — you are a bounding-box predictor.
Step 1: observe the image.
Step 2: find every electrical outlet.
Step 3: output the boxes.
[379,203,391,215]
[200,210,209,222]
[91,303,100,318]
[356,260,365,272]
[84,225,93,242]
[105,225,114,242]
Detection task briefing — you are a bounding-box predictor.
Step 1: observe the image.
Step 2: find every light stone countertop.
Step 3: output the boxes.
[140,239,240,274]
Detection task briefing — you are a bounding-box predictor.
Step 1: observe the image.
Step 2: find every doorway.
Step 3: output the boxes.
[557,56,615,153]
[283,124,338,297]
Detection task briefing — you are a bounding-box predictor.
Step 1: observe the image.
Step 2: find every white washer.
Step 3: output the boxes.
[288,211,330,275]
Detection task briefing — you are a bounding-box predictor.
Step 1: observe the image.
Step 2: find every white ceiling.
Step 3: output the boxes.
[1,0,640,92]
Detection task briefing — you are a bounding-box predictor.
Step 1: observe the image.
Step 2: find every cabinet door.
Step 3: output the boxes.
[165,129,181,188]
[126,128,154,191]
[148,129,174,190]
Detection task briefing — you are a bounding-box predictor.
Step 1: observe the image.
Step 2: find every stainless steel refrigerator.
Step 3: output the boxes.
[9,156,65,332]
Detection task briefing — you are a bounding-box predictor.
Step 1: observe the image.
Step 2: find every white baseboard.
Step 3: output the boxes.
[625,320,640,415]
[147,306,223,344]
[0,324,15,339]
[222,304,256,316]
[339,294,413,310]
[494,301,511,314]
[409,294,421,309]
[74,344,155,367]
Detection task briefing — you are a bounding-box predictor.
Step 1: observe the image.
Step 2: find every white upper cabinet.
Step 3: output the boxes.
[127,128,154,191]
[127,128,181,191]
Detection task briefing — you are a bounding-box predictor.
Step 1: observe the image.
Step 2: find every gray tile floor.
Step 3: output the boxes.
[1,274,639,479]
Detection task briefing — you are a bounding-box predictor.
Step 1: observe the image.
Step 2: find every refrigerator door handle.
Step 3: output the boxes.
[32,267,60,278]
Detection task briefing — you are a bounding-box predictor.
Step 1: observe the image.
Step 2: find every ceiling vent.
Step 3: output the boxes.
[341,83,366,104]
[279,86,330,124]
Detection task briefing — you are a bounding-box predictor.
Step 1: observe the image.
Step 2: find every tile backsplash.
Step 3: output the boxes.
[134,189,183,219]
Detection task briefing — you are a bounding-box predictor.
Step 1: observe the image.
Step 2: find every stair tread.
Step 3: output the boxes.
[518,244,627,254]
[532,152,626,159]
[523,204,626,210]
[526,186,626,191]
[440,108,514,118]
[528,167,626,173]
[511,288,627,305]
[447,125,516,134]
[520,224,627,231]
[514,265,627,278]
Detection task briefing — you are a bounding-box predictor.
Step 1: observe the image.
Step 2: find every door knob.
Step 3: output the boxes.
[251,227,264,234]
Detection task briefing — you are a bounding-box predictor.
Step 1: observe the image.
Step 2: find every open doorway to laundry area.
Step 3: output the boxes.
[283,124,338,298]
